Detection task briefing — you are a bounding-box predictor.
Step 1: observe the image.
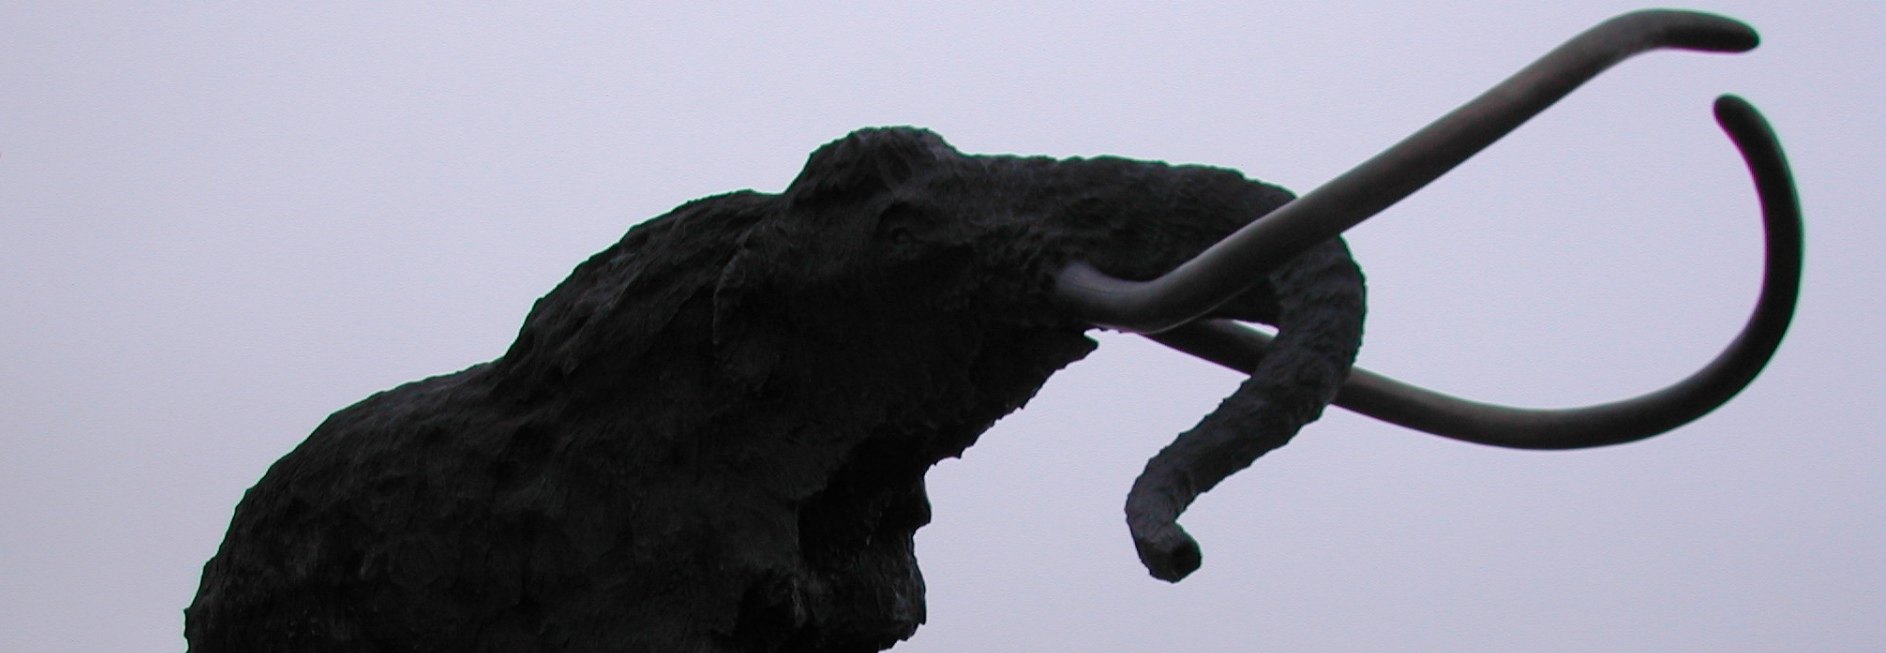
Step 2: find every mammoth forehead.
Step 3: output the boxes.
[790,126,1297,236]
[953,153,1298,240]
[953,154,1299,280]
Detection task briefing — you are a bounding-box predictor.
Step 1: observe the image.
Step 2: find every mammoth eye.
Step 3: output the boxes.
[876,202,925,245]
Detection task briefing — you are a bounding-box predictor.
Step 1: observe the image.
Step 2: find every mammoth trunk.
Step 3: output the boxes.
[1125,238,1365,582]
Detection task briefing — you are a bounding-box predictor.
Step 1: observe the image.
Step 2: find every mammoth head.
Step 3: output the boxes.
[739,9,1803,583]
[729,125,1307,331]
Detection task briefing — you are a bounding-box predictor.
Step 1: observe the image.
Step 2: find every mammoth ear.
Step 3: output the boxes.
[711,223,784,389]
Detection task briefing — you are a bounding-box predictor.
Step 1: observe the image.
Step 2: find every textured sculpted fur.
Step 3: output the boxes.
[186,128,1364,652]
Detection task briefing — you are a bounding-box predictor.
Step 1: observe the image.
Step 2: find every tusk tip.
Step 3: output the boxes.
[1622,9,1759,53]
[1712,94,1760,124]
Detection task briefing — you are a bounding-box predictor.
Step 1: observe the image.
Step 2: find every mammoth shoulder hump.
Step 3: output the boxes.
[491,191,779,390]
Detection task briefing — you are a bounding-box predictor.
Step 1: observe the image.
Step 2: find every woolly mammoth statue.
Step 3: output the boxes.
[186,10,1799,653]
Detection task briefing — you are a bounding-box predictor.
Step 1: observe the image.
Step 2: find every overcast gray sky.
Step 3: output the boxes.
[2,1,1880,651]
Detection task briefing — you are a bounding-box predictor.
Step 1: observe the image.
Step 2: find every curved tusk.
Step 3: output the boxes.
[1147,95,1801,449]
[1056,9,1760,334]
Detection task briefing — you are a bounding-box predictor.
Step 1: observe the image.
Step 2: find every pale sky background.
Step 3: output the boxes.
[2,2,1880,651]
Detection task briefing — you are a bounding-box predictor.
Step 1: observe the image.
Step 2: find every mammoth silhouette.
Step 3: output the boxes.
[186,10,1799,653]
